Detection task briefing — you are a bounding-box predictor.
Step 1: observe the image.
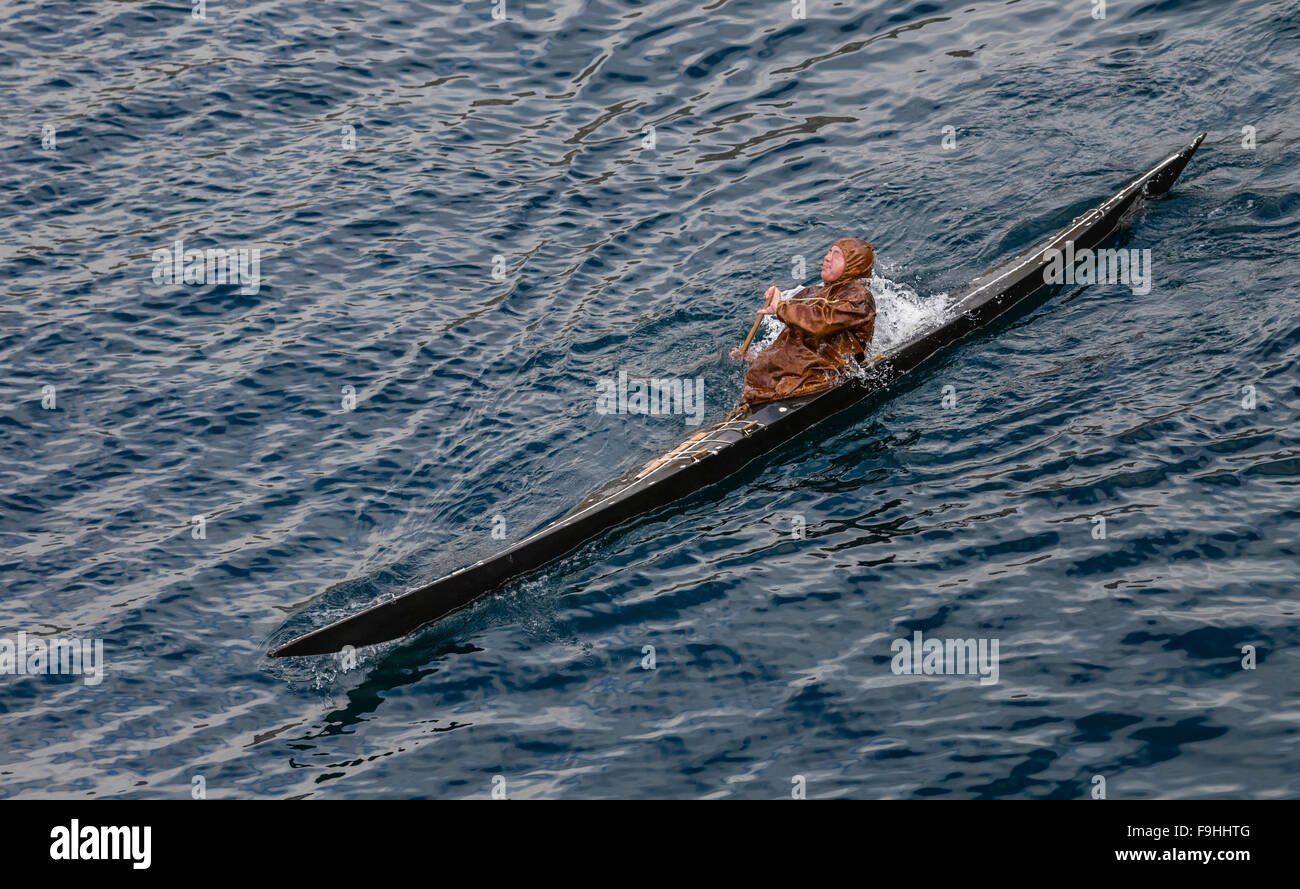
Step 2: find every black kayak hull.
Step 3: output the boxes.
[271,133,1205,658]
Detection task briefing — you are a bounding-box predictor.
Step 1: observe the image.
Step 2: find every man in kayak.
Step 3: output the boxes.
[732,237,877,406]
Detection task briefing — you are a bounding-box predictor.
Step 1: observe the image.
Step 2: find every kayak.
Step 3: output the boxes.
[270,133,1205,658]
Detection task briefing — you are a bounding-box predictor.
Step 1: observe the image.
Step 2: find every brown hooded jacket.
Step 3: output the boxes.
[740,238,877,406]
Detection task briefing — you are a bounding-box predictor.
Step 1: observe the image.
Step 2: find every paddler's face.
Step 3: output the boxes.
[821,245,846,282]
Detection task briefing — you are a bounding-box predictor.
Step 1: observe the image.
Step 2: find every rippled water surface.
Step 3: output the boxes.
[2,0,1298,799]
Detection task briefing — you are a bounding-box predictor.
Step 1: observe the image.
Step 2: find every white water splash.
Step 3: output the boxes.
[748,274,950,357]
[867,274,951,355]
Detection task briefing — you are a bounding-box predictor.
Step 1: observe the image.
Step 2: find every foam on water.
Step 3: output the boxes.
[867,274,951,355]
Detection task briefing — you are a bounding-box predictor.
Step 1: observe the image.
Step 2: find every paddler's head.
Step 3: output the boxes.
[822,238,874,283]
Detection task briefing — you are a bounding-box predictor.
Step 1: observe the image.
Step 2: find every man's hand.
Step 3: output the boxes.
[730,287,782,362]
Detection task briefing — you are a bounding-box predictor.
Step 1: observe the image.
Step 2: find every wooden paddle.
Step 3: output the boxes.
[738,315,764,356]
[737,287,781,356]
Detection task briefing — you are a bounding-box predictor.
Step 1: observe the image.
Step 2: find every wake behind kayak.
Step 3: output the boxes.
[270,133,1205,659]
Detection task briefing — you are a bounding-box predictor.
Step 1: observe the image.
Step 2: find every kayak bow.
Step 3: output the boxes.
[270,133,1205,658]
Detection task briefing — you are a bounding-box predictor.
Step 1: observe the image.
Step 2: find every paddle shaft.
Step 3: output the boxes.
[739,315,763,355]
[739,287,786,354]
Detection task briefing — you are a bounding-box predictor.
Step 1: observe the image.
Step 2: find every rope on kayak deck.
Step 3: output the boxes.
[633,406,755,481]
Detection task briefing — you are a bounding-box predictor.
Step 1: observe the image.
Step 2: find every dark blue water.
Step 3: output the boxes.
[2,0,1298,799]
